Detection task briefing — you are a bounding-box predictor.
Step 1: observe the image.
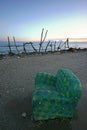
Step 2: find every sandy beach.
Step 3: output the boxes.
[0,50,87,130]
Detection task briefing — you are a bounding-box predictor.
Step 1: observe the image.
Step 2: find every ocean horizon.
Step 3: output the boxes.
[0,40,87,54]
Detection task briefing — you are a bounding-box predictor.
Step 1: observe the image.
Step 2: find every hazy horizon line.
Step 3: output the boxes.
[0,37,87,42]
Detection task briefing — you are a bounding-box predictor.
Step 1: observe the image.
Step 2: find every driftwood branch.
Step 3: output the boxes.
[7,36,12,53]
[57,41,62,50]
[66,38,69,48]
[42,30,48,43]
[49,43,52,52]
[23,42,37,54]
[13,36,19,55]
[30,42,37,52]
[40,28,44,43]
[39,28,48,53]
[45,41,50,52]
[57,38,70,50]
[54,41,56,51]
[23,43,27,54]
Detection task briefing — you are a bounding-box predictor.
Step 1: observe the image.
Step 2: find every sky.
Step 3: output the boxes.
[0,0,87,41]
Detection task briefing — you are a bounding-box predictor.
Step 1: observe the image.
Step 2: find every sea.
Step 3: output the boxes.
[0,40,87,54]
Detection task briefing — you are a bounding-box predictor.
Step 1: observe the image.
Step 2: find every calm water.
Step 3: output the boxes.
[0,41,87,54]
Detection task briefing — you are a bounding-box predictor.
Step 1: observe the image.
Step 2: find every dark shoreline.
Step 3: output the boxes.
[0,48,87,60]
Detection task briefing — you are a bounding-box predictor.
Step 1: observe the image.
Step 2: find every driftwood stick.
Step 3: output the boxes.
[23,42,37,54]
[23,43,27,54]
[39,28,44,52]
[57,41,62,50]
[54,41,56,51]
[39,28,48,53]
[66,38,69,48]
[61,41,66,48]
[60,38,69,49]
[42,30,48,43]
[13,36,19,54]
[29,42,37,52]
[50,43,52,52]
[7,36,12,53]
[40,28,44,43]
[45,41,50,52]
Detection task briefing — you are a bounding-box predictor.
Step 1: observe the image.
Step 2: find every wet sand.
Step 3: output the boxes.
[0,51,87,130]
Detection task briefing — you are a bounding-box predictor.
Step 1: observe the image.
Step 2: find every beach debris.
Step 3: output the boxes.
[13,36,19,55]
[45,41,50,52]
[8,36,12,54]
[8,36,16,56]
[68,47,77,52]
[54,41,56,52]
[23,42,37,54]
[21,112,27,118]
[58,38,69,50]
[39,28,48,52]
[17,56,21,58]
[1,31,78,57]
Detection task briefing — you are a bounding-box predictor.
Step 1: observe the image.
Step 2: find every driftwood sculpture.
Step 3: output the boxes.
[0,29,71,55]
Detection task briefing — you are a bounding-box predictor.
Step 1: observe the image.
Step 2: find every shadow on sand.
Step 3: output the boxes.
[1,95,78,130]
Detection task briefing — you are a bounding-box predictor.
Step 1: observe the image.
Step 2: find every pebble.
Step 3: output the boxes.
[21,112,27,117]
